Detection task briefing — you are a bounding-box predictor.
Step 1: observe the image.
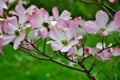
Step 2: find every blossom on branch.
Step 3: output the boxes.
[0,16,25,50]
[83,10,119,36]
[47,27,78,52]
[30,7,51,38]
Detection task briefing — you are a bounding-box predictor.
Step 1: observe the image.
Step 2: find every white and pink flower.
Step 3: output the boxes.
[0,16,25,49]
[83,10,119,36]
[30,7,51,38]
[90,42,113,61]
[47,27,78,52]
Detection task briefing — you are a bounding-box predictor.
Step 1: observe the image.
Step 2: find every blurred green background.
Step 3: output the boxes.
[1,0,120,80]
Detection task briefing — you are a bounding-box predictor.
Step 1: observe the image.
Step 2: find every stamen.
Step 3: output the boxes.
[61,39,68,46]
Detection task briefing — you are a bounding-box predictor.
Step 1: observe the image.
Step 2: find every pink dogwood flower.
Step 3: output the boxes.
[30,7,51,38]
[83,10,119,36]
[0,16,25,49]
[67,46,91,66]
[47,28,78,52]
[52,19,82,46]
[68,46,91,59]
[77,46,91,58]
[9,3,36,26]
[90,42,113,61]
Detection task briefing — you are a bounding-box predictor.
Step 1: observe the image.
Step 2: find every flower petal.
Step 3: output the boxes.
[47,41,62,51]
[68,46,76,56]
[112,47,120,56]
[57,19,69,28]
[61,45,71,52]
[60,10,71,20]
[15,3,25,16]
[77,48,83,56]
[0,35,15,46]
[0,8,3,17]
[16,3,27,24]
[95,10,108,27]
[114,11,120,27]
[0,1,8,9]
[106,21,119,31]
[61,40,78,52]
[83,21,99,33]
[30,15,41,28]
[40,8,49,20]
[13,32,25,49]
[74,17,86,27]
[97,49,112,61]
[109,0,115,3]
[49,28,65,42]
[7,16,18,28]
[52,7,59,20]
[36,27,48,38]
[63,28,73,41]
[3,19,18,34]
[96,42,105,50]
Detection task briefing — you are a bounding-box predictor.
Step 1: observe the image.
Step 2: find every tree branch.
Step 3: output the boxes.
[97,43,120,53]
[20,46,85,73]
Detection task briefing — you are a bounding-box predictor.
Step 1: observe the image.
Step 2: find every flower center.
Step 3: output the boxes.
[61,39,68,46]
[100,27,106,32]
[42,22,49,28]
[18,23,21,27]
[14,30,20,36]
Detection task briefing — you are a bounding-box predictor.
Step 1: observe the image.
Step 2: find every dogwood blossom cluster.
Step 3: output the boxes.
[0,1,120,62]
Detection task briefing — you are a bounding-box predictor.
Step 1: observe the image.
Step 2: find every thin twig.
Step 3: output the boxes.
[102,6,113,18]
[21,46,85,73]
[24,39,97,80]
[98,43,120,53]
[78,60,96,80]
[79,0,99,5]
[104,4,116,12]
[20,47,50,61]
